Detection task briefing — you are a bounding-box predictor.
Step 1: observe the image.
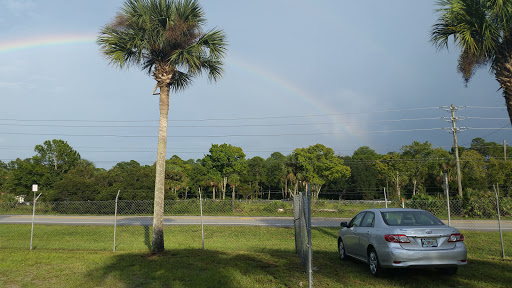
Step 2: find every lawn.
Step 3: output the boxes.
[0,225,511,287]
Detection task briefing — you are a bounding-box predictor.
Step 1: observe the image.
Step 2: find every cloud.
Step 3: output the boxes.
[0,0,36,15]
[0,0,37,29]
[0,81,24,89]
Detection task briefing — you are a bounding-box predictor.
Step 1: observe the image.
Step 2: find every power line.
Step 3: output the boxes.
[465,106,507,109]
[0,106,443,123]
[0,117,446,128]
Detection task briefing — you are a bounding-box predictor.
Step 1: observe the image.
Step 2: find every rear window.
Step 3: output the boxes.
[381,211,444,226]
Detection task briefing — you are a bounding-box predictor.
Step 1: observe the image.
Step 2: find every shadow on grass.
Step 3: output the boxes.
[143,225,151,250]
[87,244,512,288]
[86,248,304,288]
[314,227,338,238]
[310,249,512,288]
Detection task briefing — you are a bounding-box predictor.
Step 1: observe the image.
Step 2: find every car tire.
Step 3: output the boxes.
[368,248,383,277]
[338,239,347,260]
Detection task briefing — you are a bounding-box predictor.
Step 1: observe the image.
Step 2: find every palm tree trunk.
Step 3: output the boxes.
[284,179,288,199]
[223,176,227,200]
[152,85,170,253]
[495,63,512,126]
[493,38,512,126]
[231,186,235,212]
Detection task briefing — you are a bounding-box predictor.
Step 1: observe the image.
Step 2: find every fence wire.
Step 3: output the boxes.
[0,197,510,257]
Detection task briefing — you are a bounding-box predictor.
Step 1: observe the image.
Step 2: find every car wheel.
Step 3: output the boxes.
[368,248,383,277]
[338,239,347,260]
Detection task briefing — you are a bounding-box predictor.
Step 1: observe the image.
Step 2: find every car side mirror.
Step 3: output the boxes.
[340,221,348,228]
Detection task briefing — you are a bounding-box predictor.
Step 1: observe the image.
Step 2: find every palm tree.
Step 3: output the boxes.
[97,0,226,253]
[431,0,512,124]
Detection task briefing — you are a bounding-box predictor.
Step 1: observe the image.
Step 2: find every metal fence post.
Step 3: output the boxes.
[113,190,120,252]
[200,188,205,250]
[493,184,505,259]
[383,187,388,208]
[30,191,42,251]
[293,193,300,254]
[444,173,451,226]
[306,184,313,288]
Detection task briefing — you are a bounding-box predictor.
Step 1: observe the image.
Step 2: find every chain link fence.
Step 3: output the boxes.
[0,195,510,256]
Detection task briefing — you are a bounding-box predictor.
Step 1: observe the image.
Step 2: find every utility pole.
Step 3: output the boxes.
[504,140,507,161]
[396,171,400,199]
[442,105,466,198]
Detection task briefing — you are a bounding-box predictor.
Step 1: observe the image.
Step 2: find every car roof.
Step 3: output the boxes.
[361,208,428,213]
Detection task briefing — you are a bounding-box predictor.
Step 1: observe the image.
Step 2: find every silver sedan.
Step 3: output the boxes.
[337,208,467,276]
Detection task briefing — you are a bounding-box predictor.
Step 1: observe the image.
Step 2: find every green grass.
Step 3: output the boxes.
[0,224,511,287]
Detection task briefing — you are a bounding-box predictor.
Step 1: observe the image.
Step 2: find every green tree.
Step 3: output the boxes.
[98,0,227,253]
[377,152,409,199]
[265,152,287,199]
[292,144,350,200]
[428,148,455,197]
[33,139,81,188]
[165,156,188,198]
[431,0,512,124]
[203,144,246,199]
[470,137,508,159]
[49,165,101,201]
[186,161,208,196]
[228,173,240,204]
[460,149,487,190]
[487,157,512,195]
[33,140,81,173]
[245,157,265,199]
[400,141,436,196]
[4,159,44,198]
[0,160,7,194]
[101,160,154,200]
[349,146,382,199]
[206,169,222,199]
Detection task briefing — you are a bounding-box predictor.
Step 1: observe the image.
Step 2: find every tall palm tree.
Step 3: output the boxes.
[431,0,512,124]
[97,0,226,253]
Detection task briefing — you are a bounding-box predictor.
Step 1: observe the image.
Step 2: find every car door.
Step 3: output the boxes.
[357,212,375,258]
[343,212,365,257]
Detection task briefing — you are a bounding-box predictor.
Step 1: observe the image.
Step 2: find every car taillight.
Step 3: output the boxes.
[384,234,411,243]
[448,233,464,242]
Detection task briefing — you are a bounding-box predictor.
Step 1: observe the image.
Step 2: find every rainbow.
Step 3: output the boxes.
[0,33,364,142]
[0,33,97,54]
[228,54,364,141]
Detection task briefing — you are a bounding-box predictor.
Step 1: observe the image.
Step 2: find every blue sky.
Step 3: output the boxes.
[0,0,510,169]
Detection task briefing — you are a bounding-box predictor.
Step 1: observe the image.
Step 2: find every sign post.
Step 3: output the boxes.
[30,184,41,250]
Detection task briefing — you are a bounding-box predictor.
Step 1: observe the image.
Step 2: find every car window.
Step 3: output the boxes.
[361,212,375,227]
[381,211,444,226]
[349,212,365,227]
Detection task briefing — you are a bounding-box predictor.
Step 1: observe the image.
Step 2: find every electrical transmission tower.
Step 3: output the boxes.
[442,104,467,198]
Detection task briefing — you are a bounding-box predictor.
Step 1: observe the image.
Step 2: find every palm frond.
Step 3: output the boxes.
[97,0,226,86]
[197,29,228,60]
[169,70,193,92]
[431,0,506,82]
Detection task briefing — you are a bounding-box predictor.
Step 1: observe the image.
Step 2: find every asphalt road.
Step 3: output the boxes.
[1,215,511,231]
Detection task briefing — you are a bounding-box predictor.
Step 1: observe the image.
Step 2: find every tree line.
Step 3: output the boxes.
[0,138,511,203]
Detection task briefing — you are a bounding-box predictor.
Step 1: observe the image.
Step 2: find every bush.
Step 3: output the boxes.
[263,201,286,213]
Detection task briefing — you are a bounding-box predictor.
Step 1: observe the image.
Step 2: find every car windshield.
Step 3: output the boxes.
[381,211,444,226]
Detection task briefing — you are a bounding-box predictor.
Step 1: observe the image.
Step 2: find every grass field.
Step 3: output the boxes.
[1,225,511,287]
